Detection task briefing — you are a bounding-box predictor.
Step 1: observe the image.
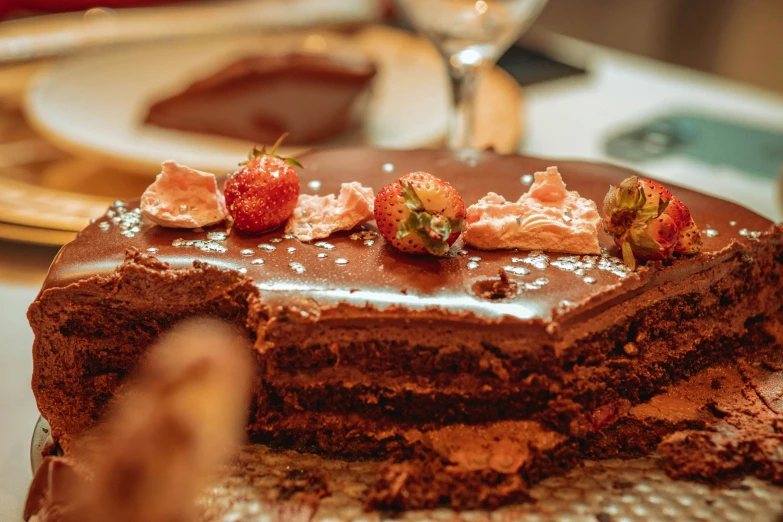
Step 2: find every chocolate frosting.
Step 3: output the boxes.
[42,148,779,331]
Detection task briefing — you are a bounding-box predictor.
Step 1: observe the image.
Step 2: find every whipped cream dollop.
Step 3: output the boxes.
[463,166,601,254]
[285,182,374,241]
[140,161,228,228]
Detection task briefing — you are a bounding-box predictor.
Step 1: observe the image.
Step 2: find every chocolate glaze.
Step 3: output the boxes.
[43,148,779,332]
[144,54,377,145]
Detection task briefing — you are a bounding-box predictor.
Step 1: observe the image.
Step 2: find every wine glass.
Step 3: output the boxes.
[396,0,548,161]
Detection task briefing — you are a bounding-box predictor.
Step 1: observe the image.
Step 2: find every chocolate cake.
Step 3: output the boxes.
[28,148,783,508]
[27,341,783,519]
[144,54,377,145]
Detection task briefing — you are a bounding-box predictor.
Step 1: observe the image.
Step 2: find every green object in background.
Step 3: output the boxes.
[605,113,783,180]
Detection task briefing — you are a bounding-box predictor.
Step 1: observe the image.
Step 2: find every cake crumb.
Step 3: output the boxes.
[472,269,519,300]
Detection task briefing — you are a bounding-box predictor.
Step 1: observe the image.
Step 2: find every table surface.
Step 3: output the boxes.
[1,36,782,521]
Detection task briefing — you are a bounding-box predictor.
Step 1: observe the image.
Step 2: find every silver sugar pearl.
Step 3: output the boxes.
[502,265,530,276]
[739,228,761,240]
[702,228,719,238]
[207,231,229,241]
[557,300,576,314]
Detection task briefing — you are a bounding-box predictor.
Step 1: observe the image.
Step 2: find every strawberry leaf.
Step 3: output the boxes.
[630,225,662,253]
[416,231,450,256]
[400,181,424,211]
[449,217,465,233]
[284,157,303,168]
[397,212,420,239]
[238,133,304,168]
[426,214,452,241]
[617,176,644,210]
[621,241,636,271]
[399,210,452,256]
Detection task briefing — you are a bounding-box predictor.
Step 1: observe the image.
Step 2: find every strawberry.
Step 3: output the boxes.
[663,198,703,254]
[224,134,302,234]
[374,171,466,256]
[603,176,702,270]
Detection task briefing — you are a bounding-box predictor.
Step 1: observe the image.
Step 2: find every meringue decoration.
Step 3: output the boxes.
[140,161,228,229]
[463,166,601,254]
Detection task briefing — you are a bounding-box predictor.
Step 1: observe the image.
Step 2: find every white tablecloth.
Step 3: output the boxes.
[0,249,53,521]
[1,36,782,521]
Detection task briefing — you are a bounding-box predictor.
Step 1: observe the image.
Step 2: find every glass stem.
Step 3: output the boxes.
[447,62,484,154]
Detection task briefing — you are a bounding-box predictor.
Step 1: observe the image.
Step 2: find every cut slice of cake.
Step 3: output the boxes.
[28,148,783,508]
[144,54,376,145]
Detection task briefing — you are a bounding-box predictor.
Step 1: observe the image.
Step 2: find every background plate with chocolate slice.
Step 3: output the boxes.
[24,25,522,175]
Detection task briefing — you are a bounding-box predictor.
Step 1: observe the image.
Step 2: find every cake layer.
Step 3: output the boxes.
[250,316,782,456]
[257,246,782,430]
[29,148,783,449]
[30,334,783,515]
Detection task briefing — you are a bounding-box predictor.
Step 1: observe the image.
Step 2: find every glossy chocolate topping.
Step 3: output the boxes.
[43,148,779,329]
[145,54,377,145]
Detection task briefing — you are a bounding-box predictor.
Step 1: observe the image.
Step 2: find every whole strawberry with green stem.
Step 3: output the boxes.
[603,175,702,270]
[374,171,466,256]
[224,134,302,234]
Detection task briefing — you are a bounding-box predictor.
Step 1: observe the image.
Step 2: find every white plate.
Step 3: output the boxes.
[25,25,522,176]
